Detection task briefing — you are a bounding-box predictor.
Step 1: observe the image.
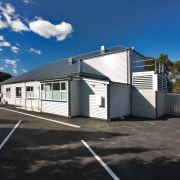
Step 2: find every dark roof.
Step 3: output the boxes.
[2,45,129,84]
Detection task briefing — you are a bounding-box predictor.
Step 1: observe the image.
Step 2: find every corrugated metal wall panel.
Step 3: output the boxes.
[132,90,156,118]
[80,79,108,120]
[165,93,180,115]
[41,101,68,117]
[110,84,130,119]
[70,80,80,116]
[156,91,165,117]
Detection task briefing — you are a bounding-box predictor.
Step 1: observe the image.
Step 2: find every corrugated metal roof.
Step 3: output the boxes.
[2,45,129,84]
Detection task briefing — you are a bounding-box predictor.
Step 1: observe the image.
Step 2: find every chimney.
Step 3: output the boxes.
[100,45,106,54]
[68,58,75,65]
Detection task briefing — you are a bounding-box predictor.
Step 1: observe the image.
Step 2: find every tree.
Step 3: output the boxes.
[0,72,12,82]
[169,61,180,92]
[156,54,173,77]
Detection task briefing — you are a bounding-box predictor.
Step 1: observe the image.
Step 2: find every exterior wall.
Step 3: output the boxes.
[156,91,166,117]
[109,83,130,119]
[165,94,171,114]
[130,50,145,73]
[132,90,156,119]
[70,79,80,117]
[1,81,40,111]
[80,78,108,120]
[82,51,129,84]
[165,93,180,115]
[41,101,68,117]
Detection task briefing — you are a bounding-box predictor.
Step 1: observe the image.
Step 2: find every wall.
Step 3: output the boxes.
[80,79,108,120]
[41,101,68,117]
[156,91,165,117]
[132,89,156,119]
[2,81,40,111]
[70,79,80,117]
[109,83,130,119]
[82,51,128,84]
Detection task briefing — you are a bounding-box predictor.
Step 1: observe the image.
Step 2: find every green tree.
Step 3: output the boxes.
[0,72,12,82]
[169,61,180,92]
[156,54,173,76]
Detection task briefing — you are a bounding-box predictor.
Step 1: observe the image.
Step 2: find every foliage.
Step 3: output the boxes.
[0,72,12,82]
[156,54,173,76]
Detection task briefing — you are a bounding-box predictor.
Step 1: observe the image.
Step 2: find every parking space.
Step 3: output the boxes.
[0,104,180,180]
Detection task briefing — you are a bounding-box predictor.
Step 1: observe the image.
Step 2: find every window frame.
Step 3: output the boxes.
[16,87,22,98]
[41,81,67,101]
[6,88,11,98]
[26,86,34,98]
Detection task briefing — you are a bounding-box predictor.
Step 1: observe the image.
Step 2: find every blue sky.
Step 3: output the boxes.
[0,0,180,75]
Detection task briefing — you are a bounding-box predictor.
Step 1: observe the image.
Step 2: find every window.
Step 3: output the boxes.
[41,81,67,101]
[26,86,34,98]
[6,88,11,98]
[16,87,22,98]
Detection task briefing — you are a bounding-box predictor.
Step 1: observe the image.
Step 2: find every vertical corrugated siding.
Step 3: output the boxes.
[110,84,130,119]
[80,79,107,120]
[132,90,156,118]
[70,80,80,116]
[41,101,68,117]
[156,91,165,117]
[166,93,180,115]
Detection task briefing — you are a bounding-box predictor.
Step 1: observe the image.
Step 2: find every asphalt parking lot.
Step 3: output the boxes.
[0,104,180,180]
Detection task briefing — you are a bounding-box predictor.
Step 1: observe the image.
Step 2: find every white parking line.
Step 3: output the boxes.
[81,140,120,180]
[0,120,22,150]
[0,107,80,128]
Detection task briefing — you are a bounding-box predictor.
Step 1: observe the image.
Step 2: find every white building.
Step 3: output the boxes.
[0,45,167,120]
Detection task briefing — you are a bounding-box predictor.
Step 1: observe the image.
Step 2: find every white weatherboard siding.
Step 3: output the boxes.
[41,101,68,117]
[110,84,130,119]
[132,90,156,119]
[156,91,165,117]
[80,79,108,120]
[70,80,80,117]
[2,82,40,111]
[82,52,128,84]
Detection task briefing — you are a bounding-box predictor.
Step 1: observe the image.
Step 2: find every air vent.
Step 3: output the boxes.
[68,58,75,65]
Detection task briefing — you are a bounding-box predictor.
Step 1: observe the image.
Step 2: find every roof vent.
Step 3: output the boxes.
[100,45,106,54]
[68,58,75,65]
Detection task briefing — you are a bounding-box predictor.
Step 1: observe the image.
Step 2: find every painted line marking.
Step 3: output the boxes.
[81,140,120,180]
[0,120,22,150]
[0,107,80,128]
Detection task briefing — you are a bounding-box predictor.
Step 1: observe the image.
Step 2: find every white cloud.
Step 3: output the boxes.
[0,41,11,47]
[0,3,29,32]
[11,18,29,32]
[22,0,34,4]
[22,69,27,73]
[11,46,19,53]
[4,59,18,74]
[0,35,4,41]
[0,67,4,71]
[0,3,73,41]
[30,48,41,55]
[12,68,17,74]
[4,59,17,68]
[0,19,8,29]
[29,19,73,41]
[0,48,3,51]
